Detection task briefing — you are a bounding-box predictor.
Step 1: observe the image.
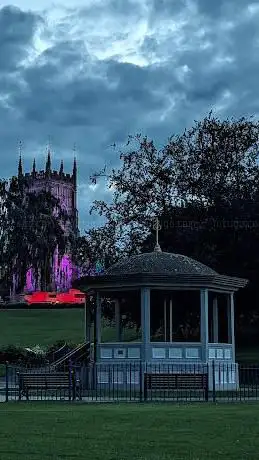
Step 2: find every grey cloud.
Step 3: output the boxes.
[38,40,88,68]
[142,0,259,114]
[12,52,170,134]
[150,0,251,18]
[101,0,141,16]
[77,0,142,19]
[0,6,42,72]
[196,0,249,16]
[0,1,259,230]
[149,0,187,19]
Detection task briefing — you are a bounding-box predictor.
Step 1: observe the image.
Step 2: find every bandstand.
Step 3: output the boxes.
[75,244,248,391]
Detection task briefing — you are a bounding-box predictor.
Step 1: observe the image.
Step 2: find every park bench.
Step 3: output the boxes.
[144,373,208,399]
[17,371,81,401]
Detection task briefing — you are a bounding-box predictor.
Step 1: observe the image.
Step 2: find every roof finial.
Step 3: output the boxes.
[153,217,162,252]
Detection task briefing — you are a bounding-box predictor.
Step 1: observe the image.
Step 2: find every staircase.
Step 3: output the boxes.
[50,342,90,370]
[21,343,90,375]
[46,344,72,364]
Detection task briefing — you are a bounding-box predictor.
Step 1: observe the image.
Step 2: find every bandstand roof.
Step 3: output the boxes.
[105,252,217,276]
[73,251,248,293]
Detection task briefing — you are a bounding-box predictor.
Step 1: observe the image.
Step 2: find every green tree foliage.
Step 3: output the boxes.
[72,228,118,276]
[89,113,259,257]
[0,176,70,293]
[88,113,259,342]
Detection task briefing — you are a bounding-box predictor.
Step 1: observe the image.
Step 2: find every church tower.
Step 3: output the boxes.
[23,147,78,235]
[15,146,79,294]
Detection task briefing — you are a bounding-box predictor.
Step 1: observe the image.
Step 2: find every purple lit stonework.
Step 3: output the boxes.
[25,253,75,293]
[26,268,34,292]
[13,151,80,296]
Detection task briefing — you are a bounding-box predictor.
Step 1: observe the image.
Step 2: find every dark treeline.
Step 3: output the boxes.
[143,204,259,346]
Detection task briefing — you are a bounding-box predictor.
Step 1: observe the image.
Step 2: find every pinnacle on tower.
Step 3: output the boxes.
[59,159,64,175]
[32,158,36,176]
[18,141,23,178]
[18,154,23,178]
[73,156,77,175]
[72,156,77,185]
[72,144,77,185]
[45,148,51,175]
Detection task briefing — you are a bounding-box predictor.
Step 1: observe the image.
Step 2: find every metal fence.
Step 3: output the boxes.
[1,362,259,403]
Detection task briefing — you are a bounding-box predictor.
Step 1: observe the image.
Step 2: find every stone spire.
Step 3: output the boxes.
[59,159,64,175]
[18,141,23,179]
[18,155,23,178]
[72,144,77,185]
[32,158,36,176]
[45,148,51,176]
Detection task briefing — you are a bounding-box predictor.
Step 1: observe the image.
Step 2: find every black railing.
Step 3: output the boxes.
[2,361,259,403]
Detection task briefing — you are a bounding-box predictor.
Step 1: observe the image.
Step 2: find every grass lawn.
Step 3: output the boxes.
[0,309,85,347]
[236,347,259,364]
[0,403,259,459]
[0,308,259,364]
[0,309,138,348]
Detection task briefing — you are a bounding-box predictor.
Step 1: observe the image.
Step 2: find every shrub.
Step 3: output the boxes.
[46,340,67,355]
[0,344,47,366]
[0,341,81,366]
[0,345,25,364]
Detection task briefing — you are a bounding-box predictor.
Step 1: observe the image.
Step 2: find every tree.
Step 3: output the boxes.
[72,226,120,276]
[89,113,259,255]
[25,190,70,291]
[166,113,259,206]
[0,176,29,294]
[87,113,259,342]
[0,176,70,294]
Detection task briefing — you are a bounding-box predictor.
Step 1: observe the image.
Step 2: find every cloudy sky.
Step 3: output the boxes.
[0,0,258,231]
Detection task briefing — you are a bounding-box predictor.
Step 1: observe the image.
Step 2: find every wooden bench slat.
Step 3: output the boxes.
[19,372,72,390]
[145,373,208,390]
[18,370,81,401]
[22,380,70,382]
[22,383,69,386]
[21,374,69,380]
[22,377,70,381]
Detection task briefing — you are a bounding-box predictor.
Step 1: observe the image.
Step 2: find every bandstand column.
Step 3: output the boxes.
[212,296,219,343]
[227,292,235,357]
[114,299,122,342]
[94,292,102,361]
[200,289,209,362]
[84,295,91,343]
[169,298,173,342]
[163,298,167,341]
[141,287,150,362]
